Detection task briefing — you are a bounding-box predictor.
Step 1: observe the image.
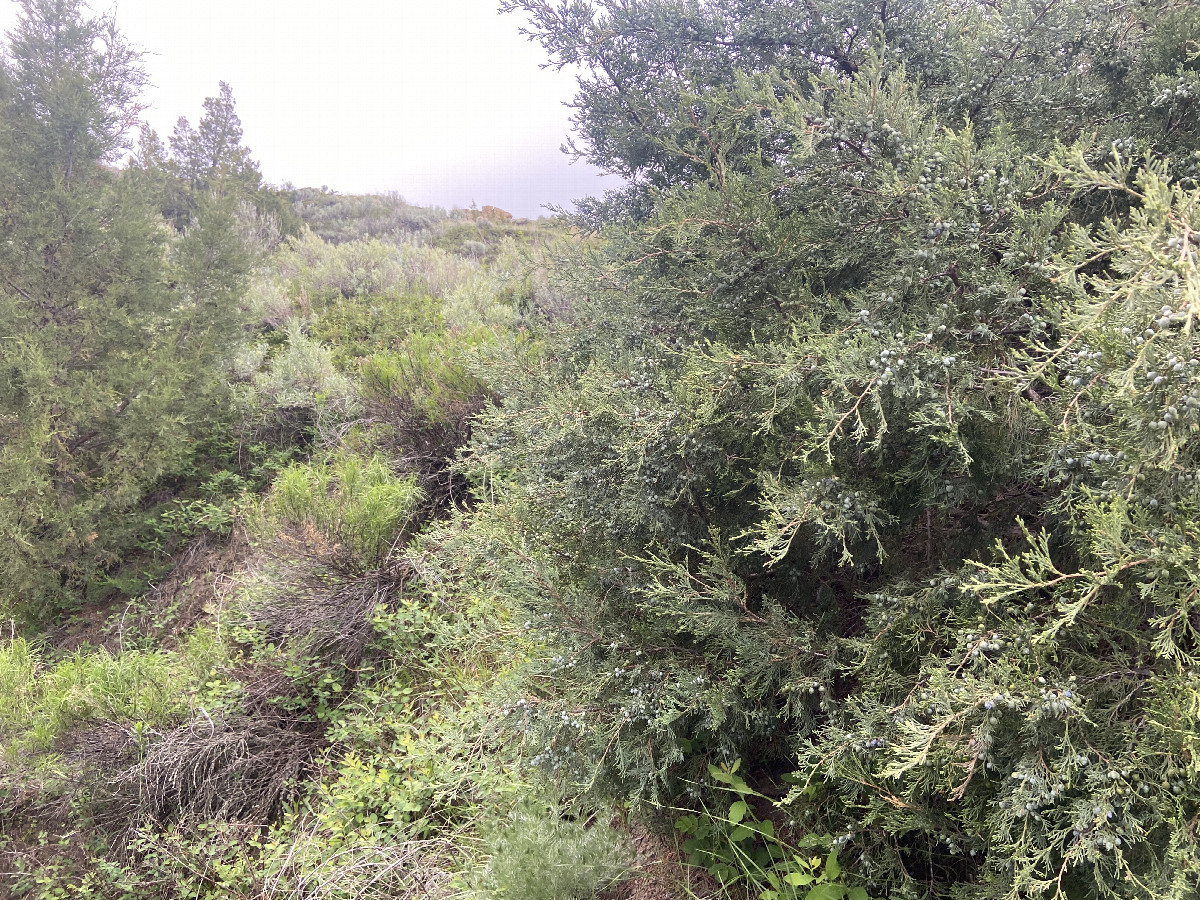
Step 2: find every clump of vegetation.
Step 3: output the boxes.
[267,452,422,565]
[459,1,1200,898]
[292,188,446,245]
[476,800,633,900]
[7,1,1200,899]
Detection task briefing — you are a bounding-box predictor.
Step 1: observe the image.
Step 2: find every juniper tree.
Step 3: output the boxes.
[0,0,253,622]
[466,1,1200,897]
[164,82,265,226]
[160,81,299,245]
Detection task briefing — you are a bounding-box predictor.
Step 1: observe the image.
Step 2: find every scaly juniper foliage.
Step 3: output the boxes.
[468,1,1200,897]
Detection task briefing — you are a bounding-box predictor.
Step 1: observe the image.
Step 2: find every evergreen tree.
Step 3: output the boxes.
[169,82,261,203]
[156,81,297,243]
[0,0,252,622]
[469,1,1200,897]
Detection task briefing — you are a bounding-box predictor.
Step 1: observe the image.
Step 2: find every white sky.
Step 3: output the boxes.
[0,0,622,217]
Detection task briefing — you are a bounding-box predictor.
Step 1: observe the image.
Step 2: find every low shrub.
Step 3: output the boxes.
[476,800,633,900]
[266,452,422,566]
[357,335,493,504]
[275,232,484,304]
[234,321,358,450]
[293,188,446,245]
[309,290,443,369]
[243,273,305,330]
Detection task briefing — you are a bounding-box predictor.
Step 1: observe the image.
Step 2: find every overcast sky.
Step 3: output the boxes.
[0,0,623,217]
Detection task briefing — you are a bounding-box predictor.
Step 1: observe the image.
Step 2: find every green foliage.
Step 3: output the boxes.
[505,0,1199,196]
[309,290,443,366]
[275,230,492,304]
[0,638,38,730]
[141,471,254,556]
[266,452,422,565]
[233,320,358,450]
[0,26,546,895]
[459,2,1200,898]
[46,822,271,900]
[0,0,258,624]
[360,336,487,426]
[293,187,446,244]
[18,650,184,749]
[435,216,537,262]
[242,271,306,330]
[279,231,411,300]
[477,799,632,900]
[676,761,866,900]
[300,534,532,838]
[290,233,521,503]
[0,637,212,755]
[31,522,537,900]
[312,673,508,838]
[440,267,520,333]
[169,82,261,200]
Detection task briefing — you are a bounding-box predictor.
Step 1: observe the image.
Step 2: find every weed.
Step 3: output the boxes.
[476,800,633,900]
[674,762,871,900]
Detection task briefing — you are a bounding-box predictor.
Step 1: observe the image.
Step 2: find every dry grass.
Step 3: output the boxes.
[266,831,460,900]
[240,556,408,671]
[123,711,323,828]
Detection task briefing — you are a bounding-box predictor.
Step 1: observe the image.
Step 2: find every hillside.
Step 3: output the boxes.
[3,0,1200,899]
[0,169,637,896]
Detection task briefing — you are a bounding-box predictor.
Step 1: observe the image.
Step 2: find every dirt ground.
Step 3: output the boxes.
[603,819,723,900]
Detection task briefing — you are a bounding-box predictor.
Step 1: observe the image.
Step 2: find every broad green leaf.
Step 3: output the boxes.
[806,884,845,900]
[825,851,842,880]
[676,815,698,832]
[729,800,749,823]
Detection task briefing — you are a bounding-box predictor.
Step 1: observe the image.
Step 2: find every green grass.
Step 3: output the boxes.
[0,637,38,733]
[267,452,424,565]
[0,631,222,757]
